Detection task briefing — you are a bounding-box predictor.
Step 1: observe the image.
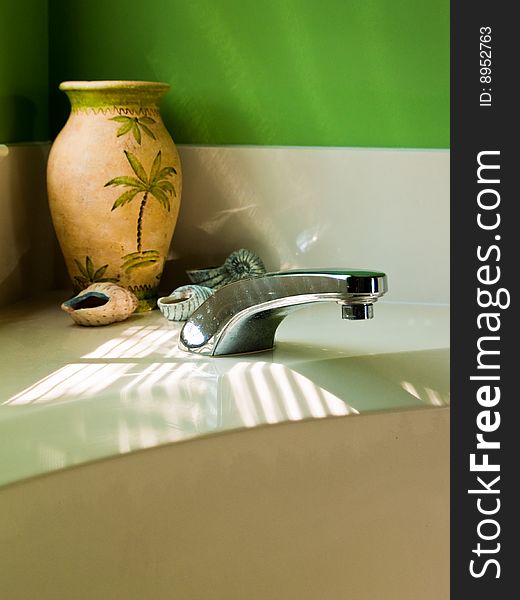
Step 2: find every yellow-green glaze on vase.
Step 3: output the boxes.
[47,81,182,311]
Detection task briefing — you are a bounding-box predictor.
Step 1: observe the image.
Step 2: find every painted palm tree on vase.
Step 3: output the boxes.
[73,255,119,291]
[104,150,177,272]
[109,115,157,144]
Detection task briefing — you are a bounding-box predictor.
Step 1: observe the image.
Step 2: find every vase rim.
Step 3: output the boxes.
[59,80,170,92]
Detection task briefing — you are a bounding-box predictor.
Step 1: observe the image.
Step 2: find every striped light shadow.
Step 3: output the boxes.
[224,362,261,428]
[249,361,284,424]
[82,324,179,359]
[2,364,85,405]
[3,363,136,406]
[117,361,221,435]
[424,386,449,406]
[401,381,422,400]
[319,386,356,416]
[120,362,209,402]
[265,364,351,419]
[119,362,170,401]
[269,363,304,421]
[225,361,356,426]
[290,369,328,418]
[133,362,177,400]
[401,380,450,407]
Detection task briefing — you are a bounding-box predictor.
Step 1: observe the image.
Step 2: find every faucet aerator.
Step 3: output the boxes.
[341,303,374,320]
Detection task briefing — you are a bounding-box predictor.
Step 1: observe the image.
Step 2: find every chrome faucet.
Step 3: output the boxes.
[178,269,388,356]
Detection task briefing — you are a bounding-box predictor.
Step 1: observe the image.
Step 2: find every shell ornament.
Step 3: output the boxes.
[61,283,139,326]
[186,249,266,290]
[157,285,214,321]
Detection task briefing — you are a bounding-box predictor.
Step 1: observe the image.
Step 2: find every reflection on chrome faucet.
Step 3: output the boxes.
[179,269,388,356]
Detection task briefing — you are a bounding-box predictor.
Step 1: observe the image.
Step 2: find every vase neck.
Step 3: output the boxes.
[60,81,169,113]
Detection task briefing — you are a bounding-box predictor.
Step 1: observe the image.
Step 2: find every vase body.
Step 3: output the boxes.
[47,81,182,311]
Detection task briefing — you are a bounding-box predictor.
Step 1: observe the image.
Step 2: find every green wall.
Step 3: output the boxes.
[0,0,49,143]
[49,0,449,148]
[1,0,447,147]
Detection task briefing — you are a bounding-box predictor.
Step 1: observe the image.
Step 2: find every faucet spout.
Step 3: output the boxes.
[178,269,388,356]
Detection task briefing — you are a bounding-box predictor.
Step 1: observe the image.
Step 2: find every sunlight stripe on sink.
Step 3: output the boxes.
[82,325,180,359]
[3,363,136,405]
[251,362,283,424]
[225,363,261,427]
[269,363,304,421]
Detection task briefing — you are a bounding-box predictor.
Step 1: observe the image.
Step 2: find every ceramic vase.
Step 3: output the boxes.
[47,80,182,311]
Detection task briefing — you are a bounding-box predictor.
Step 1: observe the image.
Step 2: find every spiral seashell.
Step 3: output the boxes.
[186,248,266,290]
[185,265,229,289]
[157,285,214,321]
[224,248,266,280]
[61,283,139,326]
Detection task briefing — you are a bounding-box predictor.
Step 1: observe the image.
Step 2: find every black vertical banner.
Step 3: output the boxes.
[452,2,518,598]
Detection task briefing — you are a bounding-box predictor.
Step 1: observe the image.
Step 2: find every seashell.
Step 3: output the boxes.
[186,248,266,290]
[224,248,266,280]
[185,265,229,289]
[157,285,214,321]
[61,283,139,326]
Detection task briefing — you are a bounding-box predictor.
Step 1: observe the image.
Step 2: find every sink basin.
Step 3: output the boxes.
[0,293,449,600]
[0,296,448,487]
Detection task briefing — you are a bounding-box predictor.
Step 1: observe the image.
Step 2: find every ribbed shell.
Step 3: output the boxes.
[61,283,138,326]
[186,249,266,290]
[157,285,214,321]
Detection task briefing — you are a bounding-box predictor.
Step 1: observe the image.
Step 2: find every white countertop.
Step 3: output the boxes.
[0,292,449,487]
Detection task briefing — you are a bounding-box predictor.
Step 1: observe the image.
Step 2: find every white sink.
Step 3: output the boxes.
[0,297,448,486]
[0,294,449,599]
